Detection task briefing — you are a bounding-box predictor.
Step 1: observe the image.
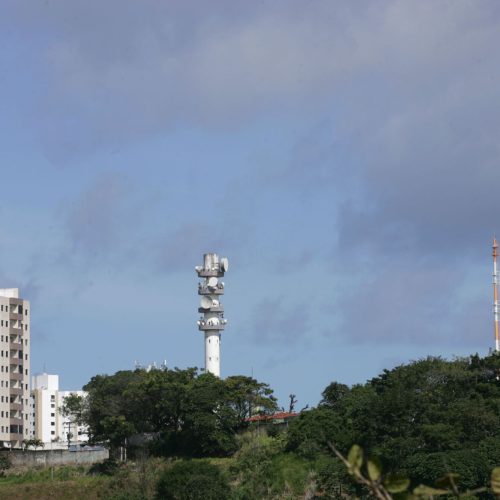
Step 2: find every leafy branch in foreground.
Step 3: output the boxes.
[328,442,500,499]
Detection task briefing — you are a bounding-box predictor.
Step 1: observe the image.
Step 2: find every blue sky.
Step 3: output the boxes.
[1,1,500,408]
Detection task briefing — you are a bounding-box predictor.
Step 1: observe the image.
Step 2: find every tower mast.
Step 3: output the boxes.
[195,253,229,377]
[493,238,499,352]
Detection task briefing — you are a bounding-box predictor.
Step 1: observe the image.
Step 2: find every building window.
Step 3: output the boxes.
[25,354,27,361]
[51,413,55,417]
[51,404,55,408]
[25,325,27,331]
[5,322,7,327]
[51,422,55,426]
[0,412,3,418]
[1,321,3,327]
[25,384,28,390]
[25,369,27,375]
[51,431,55,435]
[25,310,28,316]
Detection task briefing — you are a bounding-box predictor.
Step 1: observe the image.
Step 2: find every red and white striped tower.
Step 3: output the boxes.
[493,237,499,352]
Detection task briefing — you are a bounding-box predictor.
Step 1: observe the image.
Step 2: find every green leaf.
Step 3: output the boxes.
[383,473,410,493]
[367,456,382,482]
[347,444,363,474]
[413,484,451,497]
[434,473,460,489]
[492,467,500,494]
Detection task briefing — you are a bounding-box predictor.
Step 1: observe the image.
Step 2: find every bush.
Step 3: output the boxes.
[88,458,120,476]
[0,453,11,475]
[155,460,230,500]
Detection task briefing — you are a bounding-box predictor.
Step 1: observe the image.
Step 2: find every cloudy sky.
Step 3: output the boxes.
[1,0,499,407]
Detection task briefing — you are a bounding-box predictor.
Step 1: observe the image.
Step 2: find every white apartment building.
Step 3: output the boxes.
[0,288,30,449]
[31,373,88,449]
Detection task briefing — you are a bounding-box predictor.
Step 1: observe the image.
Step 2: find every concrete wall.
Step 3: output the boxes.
[1,448,109,467]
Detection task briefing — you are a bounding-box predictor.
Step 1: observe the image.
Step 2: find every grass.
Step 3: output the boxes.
[0,461,162,499]
[0,433,323,499]
[0,474,115,500]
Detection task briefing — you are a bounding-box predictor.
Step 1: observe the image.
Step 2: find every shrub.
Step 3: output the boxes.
[0,453,11,475]
[88,458,120,476]
[155,460,230,500]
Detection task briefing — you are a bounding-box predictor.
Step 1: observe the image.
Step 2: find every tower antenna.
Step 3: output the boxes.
[195,253,229,377]
[493,237,499,352]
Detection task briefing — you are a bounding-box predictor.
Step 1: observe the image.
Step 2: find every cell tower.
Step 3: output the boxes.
[195,253,229,377]
[493,238,499,353]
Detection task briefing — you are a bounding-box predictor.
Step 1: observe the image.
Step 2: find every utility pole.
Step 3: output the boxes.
[493,237,499,352]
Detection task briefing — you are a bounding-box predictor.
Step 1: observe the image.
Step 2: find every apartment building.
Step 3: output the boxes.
[0,288,30,449]
[31,373,88,448]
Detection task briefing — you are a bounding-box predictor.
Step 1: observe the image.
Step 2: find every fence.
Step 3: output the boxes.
[1,448,109,467]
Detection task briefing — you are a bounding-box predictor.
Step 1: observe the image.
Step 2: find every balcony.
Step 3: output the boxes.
[9,403,22,412]
[198,286,224,295]
[197,321,227,331]
[196,269,224,278]
[9,313,22,321]
[9,417,23,426]
[10,373,23,381]
[9,359,22,366]
[10,342,22,350]
[10,388,22,395]
[198,305,224,313]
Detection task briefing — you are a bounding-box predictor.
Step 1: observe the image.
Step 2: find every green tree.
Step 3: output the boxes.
[287,353,500,491]
[83,370,145,444]
[60,393,85,424]
[224,375,277,424]
[82,367,277,458]
[178,373,238,456]
[320,381,350,408]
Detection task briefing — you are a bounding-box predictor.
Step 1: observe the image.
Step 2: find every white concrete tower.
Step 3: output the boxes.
[196,253,229,377]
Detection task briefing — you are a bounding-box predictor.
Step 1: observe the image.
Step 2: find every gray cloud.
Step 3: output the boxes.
[7,1,499,163]
[156,223,225,273]
[335,258,460,344]
[62,172,130,262]
[250,296,310,345]
[5,0,500,355]
[155,216,254,274]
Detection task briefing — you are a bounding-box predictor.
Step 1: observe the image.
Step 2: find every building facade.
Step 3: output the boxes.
[0,288,30,448]
[31,373,88,449]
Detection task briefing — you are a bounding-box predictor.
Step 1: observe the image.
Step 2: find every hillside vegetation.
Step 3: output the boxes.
[1,354,498,498]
